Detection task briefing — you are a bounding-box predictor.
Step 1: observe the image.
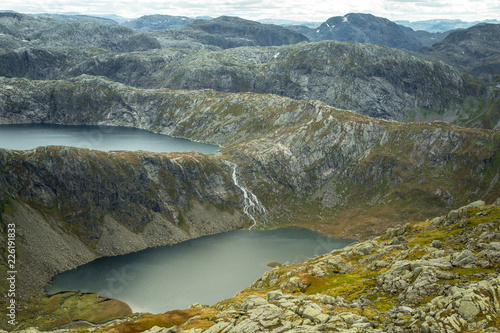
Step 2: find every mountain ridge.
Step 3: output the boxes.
[419,23,500,86]
[1,41,496,128]
[291,13,423,51]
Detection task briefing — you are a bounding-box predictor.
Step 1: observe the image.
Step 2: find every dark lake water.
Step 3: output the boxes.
[0,123,219,153]
[46,227,354,313]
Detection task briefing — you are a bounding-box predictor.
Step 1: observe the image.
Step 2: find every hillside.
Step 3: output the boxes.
[0,12,161,52]
[0,13,309,52]
[106,200,500,333]
[419,24,500,85]
[152,16,309,49]
[1,76,500,323]
[8,200,500,331]
[0,41,496,127]
[1,10,500,333]
[396,18,500,33]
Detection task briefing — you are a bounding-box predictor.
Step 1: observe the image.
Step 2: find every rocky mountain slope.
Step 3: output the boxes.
[289,13,423,51]
[1,10,500,333]
[1,74,500,318]
[152,16,309,49]
[419,24,500,85]
[0,12,161,52]
[0,41,496,127]
[0,13,309,52]
[11,200,500,332]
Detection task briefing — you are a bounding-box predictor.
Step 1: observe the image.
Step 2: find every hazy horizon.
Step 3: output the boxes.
[1,0,499,23]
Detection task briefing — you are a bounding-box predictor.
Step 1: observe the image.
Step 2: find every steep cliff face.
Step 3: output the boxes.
[0,147,249,298]
[1,75,500,231]
[0,41,495,127]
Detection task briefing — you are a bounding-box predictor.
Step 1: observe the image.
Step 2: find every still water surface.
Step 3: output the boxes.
[46,228,354,313]
[0,124,219,153]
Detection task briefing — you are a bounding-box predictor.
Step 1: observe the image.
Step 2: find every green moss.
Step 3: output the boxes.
[450,267,496,277]
[371,296,397,312]
[0,197,14,224]
[159,169,179,200]
[14,292,132,331]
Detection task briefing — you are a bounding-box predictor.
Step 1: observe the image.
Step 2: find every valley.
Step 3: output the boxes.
[0,9,500,332]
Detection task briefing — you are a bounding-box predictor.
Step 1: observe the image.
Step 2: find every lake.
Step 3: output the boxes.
[0,123,219,153]
[46,227,354,313]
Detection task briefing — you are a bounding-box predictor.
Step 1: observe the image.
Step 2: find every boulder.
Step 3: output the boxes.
[248,304,286,328]
[267,290,283,302]
[457,294,481,321]
[241,295,268,310]
[430,240,443,248]
[301,304,329,324]
[453,250,479,268]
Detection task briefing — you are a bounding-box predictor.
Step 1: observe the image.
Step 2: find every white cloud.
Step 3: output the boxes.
[0,0,498,21]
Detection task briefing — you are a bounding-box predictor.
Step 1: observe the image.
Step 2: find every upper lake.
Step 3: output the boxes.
[0,123,219,153]
[46,227,354,313]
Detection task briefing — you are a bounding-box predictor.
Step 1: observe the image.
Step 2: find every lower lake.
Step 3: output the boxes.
[46,227,354,313]
[0,123,219,153]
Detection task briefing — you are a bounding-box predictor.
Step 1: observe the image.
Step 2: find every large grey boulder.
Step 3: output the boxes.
[453,249,479,268]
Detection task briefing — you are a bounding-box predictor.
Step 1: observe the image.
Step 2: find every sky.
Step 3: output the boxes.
[1,0,499,22]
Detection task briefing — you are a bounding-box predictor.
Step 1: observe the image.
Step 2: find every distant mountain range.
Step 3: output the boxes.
[289,13,424,51]
[396,18,500,33]
[121,14,195,30]
[1,10,500,87]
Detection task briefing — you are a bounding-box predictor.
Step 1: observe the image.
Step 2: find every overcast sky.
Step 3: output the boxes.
[1,0,499,22]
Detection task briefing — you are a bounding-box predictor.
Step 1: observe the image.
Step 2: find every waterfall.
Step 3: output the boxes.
[226,161,267,230]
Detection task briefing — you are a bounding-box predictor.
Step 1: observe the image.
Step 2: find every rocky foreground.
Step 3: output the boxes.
[10,199,500,332]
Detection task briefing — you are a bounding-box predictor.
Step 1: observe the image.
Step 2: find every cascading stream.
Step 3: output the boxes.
[226,161,267,230]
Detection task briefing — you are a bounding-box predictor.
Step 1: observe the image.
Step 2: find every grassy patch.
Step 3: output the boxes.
[103,309,202,333]
[370,295,397,312]
[451,267,496,276]
[303,271,377,302]
[15,293,132,331]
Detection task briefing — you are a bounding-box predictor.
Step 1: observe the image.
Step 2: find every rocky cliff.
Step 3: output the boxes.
[0,146,248,299]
